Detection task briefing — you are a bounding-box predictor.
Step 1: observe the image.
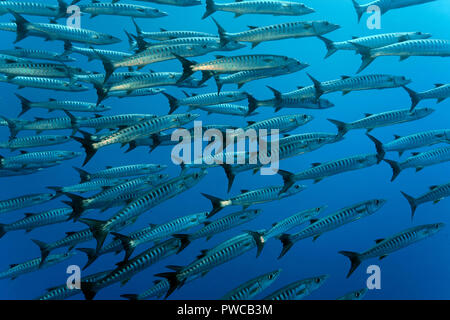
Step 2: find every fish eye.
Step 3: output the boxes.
[268,274,274,280]
[316,207,321,212]
[375,200,380,205]
[355,292,361,297]
[315,278,321,283]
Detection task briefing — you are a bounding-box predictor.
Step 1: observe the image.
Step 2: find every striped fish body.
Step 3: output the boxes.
[383,130,450,154]
[289,200,385,243]
[282,86,316,100]
[413,183,450,206]
[0,62,84,78]
[212,0,314,17]
[0,193,54,215]
[230,21,338,45]
[79,2,167,18]
[416,84,450,101]
[349,32,432,49]
[36,270,111,300]
[68,46,132,62]
[229,185,305,207]
[17,116,83,133]
[76,72,143,85]
[192,55,298,73]
[149,37,245,52]
[294,153,379,182]
[0,53,29,62]
[0,47,75,62]
[0,151,80,169]
[346,108,434,131]
[244,114,313,134]
[23,100,110,113]
[56,178,125,194]
[2,76,88,91]
[359,223,444,261]
[0,135,71,150]
[372,39,450,58]
[263,207,325,241]
[263,275,328,300]
[400,146,450,170]
[107,88,164,98]
[92,113,198,150]
[87,238,182,294]
[269,96,334,110]
[46,229,94,252]
[190,209,261,241]
[0,1,60,17]
[337,288,368,300]
[181,91,248,107]
[222,269,281,300]
[107,72,186,92]
[140,30,214,41]
[115,43,216,68]
[2,208,72,233]
[81,114,155,130]
[142,0,200,6]
[320,74,410,94]
[279,132,342,145]
[192,104,251,116]
[0,252,75,280]
[76,164,165,181]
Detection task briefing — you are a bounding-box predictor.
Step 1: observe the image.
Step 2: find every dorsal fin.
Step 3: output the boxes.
[429,185,439,190]
[10,264,18,268]
[435,83,444,87]
[364,113,373,117]
[341,75,350,80]
[24,213,35,217]
[65,231,76,236]
[247,25,258,30]
[240,189,249,194]
[411,152,421,156]
[309,219,319,224]
[374,238,384,244]
[351,36,359,40]
[105,166,113,169]
[393,134,402,140]
[215,55,226,59]
[311,162,321,167]
[246,121,256,126]
[19,150,28,154]
[166,265,183,271]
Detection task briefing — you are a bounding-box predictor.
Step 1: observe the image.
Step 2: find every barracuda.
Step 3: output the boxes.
[0,0,74,19]
[79,0,167,19]
[318,31,432,59]
[0,53,29,62]
[0,61,88,78]
[278,153,381,193]
[47,177,127,195]
[384,146,450,181]
[80,237,184,300]
[278,200,386,258]
[73,113,199,165]
[63,175,167,220]
[78,113,156,132]
[0,150,80,170]
[243,114,313,134]
[307,73,411,99]
[328,107,434,137]
[10,11,121,45]
[0,75,88,91]
[354,39,450,73]
[174,209,261,248]
[404,84,450,110]
[352,0,437,23]
[0,193,55,215]
[145,36,245,52]
[0,46,75,62]
[263,206,326,241]
[176,54,300,84]
[63,41,132,63]
[214,61,306,93]
[132,0,201,7]
[253,87,334,112]
[0,252,75,280]
[0,134,71,150]
[340,223,444,278]
[73,163,166,182]
[107,87,165,99]
[401,182,450,219]
[75,71,143,86]
[189,104,255,117]
[79,171,207,251]
[162,90,249,114]
[15,94,110,116]
[222,269,281,300]
[203,0,315,19]
[337,288,368,300]
[78,211,208,268]
[131,18,212,41]
[0,207,72,238]
[202,184,306,217]
[263,275,328,300]
[367,130,450,159]
[36,270,111,300]
[156,230,265,298]
[214,18,339,48]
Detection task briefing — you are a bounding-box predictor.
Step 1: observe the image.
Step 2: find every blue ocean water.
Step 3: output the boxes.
[0,0,449,300]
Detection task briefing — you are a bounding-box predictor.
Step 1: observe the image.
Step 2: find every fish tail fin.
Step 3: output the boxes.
[161,92,180,114]
[317,35,337,59]
[246,231,265,258]
[62,193,86,221]
[96,51,116,84]
[339,250,362,278]
[71,132,97,166]
[9,10,30,43]
[63,40,73,55]
[172,234,192,253]
[78,218,109,252]
[306,73,324,100]
[120,294,139,300]
[0,116,19,139]
[31,239,51,268]
[201,193,224,218]
[266,85,283,111]
[351,43,375,73]
[221,164,236,193]
[76,248,99,270]
[111,232,136,262]
[46,186,64,197]
[351,0,365,23]
[80,280,98,300]
[400,191,418,220]
[246,94,258,116]
[0,223,7,239]
[213,75,223,94]
[73,166,91,182]
[211,17,229,47]
[366,134,386,163]
[383,159,402,182]
[93,82,109,106]
[402,86,421,111]
[199,71,213,85]
[124,29,135,51]
[202,0,216,19]
[277,170,295,194]
[278,233,294,259]
[15,93,31,117]
[154,271,181,299]
[327,118,349,137]
[173,53,195,84]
